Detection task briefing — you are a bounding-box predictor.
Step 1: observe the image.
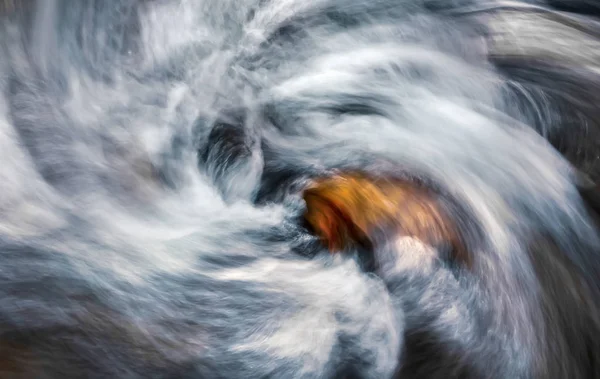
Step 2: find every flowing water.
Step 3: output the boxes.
[1,0,599,378]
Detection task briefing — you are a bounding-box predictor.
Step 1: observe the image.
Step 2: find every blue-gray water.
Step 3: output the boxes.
[1,1,599,378]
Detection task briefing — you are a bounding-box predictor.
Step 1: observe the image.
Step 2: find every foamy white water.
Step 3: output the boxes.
[0,0,599,378]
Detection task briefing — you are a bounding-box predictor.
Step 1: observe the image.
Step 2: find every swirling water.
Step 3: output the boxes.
[0,0,599,378]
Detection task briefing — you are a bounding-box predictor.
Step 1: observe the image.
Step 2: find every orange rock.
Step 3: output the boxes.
[302,172,471,267]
